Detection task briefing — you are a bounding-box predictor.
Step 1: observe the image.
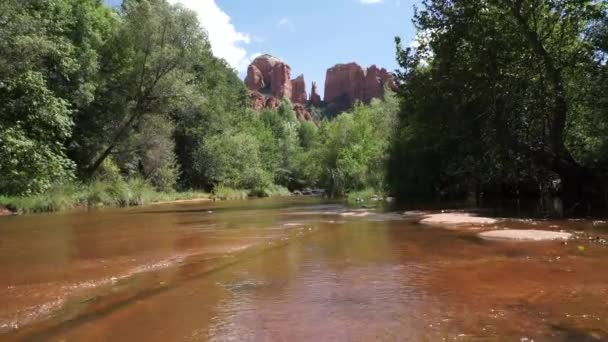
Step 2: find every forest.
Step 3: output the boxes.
[1,0,608,216]
[0,0,397,213]
[388,0,608,215]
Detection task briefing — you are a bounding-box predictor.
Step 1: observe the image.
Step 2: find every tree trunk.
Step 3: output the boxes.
[85,110,143,178]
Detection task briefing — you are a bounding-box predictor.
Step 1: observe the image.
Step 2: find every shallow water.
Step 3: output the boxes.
[1,198,608,341]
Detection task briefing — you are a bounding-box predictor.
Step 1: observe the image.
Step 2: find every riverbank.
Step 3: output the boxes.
[0,181,297,216]
[0,180,210,215]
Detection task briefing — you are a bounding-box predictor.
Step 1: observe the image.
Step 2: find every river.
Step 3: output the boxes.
[1,198,607,341]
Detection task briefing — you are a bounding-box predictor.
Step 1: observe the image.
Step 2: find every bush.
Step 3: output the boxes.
[0,178,175,214]
[212,186,249,200]
[196,131,272,190]
[250,184,291,198]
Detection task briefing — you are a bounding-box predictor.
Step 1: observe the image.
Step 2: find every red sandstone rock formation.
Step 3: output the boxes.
[324,62,394,114]
[309,81,322,106]
[245,55,312,121]
[363,65,393,103]
[245,54,292,99]
[266,96,280,110]
[324,63,365,113]
[246,55,279,90]
[270,62,292,100]
[246,64,264,91]
[249,91,267,111]
[294,103,312,121]
[291,75,308,105]
[245,55,392,120]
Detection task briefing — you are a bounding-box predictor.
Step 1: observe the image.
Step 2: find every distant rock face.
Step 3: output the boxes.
[245,64,265,92]
[245,54,293,99]
[324,63,394,114]
[245,54,312,121]
[266,96,280,110]
[250,91,267,111]
[291,75,307,105]
[245,55,393,120]
[294,103,312,121]
[363,65,394,103]
[309,81,322,107]
[270,62,292,100]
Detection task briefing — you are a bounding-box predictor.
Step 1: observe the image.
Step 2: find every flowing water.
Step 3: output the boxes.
[1,198,608,341]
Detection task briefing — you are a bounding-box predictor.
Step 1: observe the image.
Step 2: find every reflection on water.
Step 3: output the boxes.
[1,198,608,340]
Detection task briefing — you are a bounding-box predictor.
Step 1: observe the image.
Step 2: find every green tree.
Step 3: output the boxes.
[390,0,608,212]
[78,0,207,177]
[196,132,271,190]
[0,0,114,194]
[314,94,398,196]
[173,49,250,189]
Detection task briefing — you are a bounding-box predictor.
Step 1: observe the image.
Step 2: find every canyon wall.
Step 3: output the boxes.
[324,63,395,114]
[245,54,395,120]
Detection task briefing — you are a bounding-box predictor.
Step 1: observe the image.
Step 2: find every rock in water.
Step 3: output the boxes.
[419,213,498,228]
[479,230,573,241]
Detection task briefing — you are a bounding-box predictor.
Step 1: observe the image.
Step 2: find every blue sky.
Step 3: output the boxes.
[106,0,420,94]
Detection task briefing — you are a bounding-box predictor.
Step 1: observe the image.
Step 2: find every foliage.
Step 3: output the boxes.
[311,93,399,196]
[196,131,272,190]
[389,0,608,212]
[0,179,209,214]
[212,186,250,201]
[0,0,403,210]
[0,0,115,195]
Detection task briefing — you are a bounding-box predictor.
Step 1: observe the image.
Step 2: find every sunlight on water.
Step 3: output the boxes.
[1,198,607,340]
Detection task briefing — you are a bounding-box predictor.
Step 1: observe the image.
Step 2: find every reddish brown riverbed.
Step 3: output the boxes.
[1,198,608,341]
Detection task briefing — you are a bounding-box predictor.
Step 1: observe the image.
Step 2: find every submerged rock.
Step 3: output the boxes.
[419,213,498,228]
[479,229,573,241]
[0,207,14,216]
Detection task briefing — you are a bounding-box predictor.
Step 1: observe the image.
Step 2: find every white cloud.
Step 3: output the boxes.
[277,17,295,32]
[168,0,252,72]
[359,0,383,4]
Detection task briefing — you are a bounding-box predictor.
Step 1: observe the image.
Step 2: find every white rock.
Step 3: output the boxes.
[479,229,572,241]
[419,213,498,227]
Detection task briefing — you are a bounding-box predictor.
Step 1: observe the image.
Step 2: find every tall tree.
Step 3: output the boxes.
[77,0,208,177]
[0,0,114,194]
[390,0,608,212]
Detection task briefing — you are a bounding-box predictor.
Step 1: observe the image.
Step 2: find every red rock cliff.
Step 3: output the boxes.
[291,75,308,105]
[245,55,393,120]
[245,55,312,121]
[309,81,322,107]
[324,62,394,114]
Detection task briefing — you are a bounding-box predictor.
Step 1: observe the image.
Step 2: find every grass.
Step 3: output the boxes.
[213,184,292,201]
[212,186,250,201]
[0,180,294,215]
[251,184,292,198]
[0,179,210,215]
